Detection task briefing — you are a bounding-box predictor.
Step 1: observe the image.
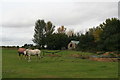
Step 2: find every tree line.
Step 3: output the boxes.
[32,20,70,50]
[32,18,120,53]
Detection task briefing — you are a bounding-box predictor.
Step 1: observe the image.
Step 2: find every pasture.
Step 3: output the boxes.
[2,48,118,78]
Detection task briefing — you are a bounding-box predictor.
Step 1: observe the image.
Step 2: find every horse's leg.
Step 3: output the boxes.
[28,55,31,62]
[35,54,38,61]
[26,55,29,60]
[38,54,41,59]
[36,54,41,61]
[19,53,21,60]
[18,52,22,60]
[24,54,27,60]
[21,53,24,60]
[18,52,21,57]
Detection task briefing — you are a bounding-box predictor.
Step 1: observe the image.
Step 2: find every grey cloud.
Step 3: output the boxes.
[2,32,34,46]
[2,2,117,28]
[2,24,33,28]
[2,21,35,28]
[1,2,118,46]
[48,2,117,27]
[2,37,13,42]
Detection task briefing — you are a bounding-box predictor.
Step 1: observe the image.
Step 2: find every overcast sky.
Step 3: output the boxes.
[0,0,119,46]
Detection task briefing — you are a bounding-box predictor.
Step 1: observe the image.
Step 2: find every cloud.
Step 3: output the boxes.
[2,26,34,46]
[2,22,34,28]
[2,2,117,27]
[1,1,118,46]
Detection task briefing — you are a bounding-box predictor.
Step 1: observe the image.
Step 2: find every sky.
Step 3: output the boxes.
[0,0,119,46]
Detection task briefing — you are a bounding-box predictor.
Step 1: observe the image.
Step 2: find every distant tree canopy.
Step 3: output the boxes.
[32,18,120,52]
[2,46,19,48]
[22,44,34,49]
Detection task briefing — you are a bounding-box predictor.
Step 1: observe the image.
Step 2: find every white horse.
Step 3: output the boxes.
[24,49,41,62]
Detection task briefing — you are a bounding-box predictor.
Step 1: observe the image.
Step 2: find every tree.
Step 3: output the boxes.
[32,19,46,49]
[17,46,19,48]
[45,21,55,36]
[88,27,103,42]
[46,33,69,50]
[23,44,34,49]
[45,21,55,47]
[77,32,96,52]
[66,30,74,37]
[33,19,56,49]
[57,26,66,33]
[99,18,120,51]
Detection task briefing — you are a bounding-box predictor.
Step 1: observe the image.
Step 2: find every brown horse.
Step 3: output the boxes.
[18,48,26,57]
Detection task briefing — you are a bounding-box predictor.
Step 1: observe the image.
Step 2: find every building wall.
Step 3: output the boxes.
[68,42,76,50]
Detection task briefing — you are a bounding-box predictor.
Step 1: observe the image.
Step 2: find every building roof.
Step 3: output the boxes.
[71,40,79,44]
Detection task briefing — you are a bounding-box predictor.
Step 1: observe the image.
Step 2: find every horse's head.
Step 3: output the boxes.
[23,49,30,55]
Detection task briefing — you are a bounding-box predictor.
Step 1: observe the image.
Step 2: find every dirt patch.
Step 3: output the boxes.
[69,54,90,59]
[103,52,113,55]
[69,54,81,58]
[89,57,118,62]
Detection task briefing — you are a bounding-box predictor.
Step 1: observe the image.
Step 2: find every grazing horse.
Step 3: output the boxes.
[24,49,41,62]
[18,48,26,57]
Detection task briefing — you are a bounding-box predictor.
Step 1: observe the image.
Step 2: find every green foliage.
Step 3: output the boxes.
[33,20,55,49]
[99,18,120,51]
[57,26,66,33]
[77,32,96,52]
[45,21,55,36]
[46,33,69,50]
[32,19,72,50]
[76,18,120,52]
[22,44,33,49]
[88,27,103,42]
[68,34,80,41]
[32,18,120,52]
[32,19,46,48]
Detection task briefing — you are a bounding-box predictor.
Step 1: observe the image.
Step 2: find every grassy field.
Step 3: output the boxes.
[2,48,118,78]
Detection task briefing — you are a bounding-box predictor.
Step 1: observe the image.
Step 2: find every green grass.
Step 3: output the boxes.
[2,48,118,78]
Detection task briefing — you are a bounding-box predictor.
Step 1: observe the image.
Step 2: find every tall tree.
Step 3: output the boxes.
[57,26,66,33]
[99,18,120,51]
[32,19,46,48]
[88,27,103,42]
[45,21,55,48]
[66,30,74,37]
[77,32,96,52]
[45,21,55,36]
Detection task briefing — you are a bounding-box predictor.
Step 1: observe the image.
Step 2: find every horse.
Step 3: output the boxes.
[24,49,41,62]
[18,48,26,59]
